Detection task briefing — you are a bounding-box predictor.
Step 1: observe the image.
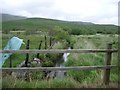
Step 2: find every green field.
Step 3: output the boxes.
[2,33,118,88]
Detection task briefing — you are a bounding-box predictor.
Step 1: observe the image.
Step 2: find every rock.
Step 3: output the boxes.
[33,58,41,64]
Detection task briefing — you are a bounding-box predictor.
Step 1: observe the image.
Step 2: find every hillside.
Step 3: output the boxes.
[2,14,118,35]
[1,13,26,22]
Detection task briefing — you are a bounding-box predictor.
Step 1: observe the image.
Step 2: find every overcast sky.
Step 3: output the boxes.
[1,0,119,25]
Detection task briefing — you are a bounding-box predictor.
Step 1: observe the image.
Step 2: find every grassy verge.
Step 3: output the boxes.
[2,34,118,88]
[64,35,118,84]
[2,76,118,88]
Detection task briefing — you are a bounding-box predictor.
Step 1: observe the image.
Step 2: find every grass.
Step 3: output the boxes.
[2,76,80,88]
[2,33,58,67]
[2,34,118,88]
[2,76,118,88]
[64,34,118,85]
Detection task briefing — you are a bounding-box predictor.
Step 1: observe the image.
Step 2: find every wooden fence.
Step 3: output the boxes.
[1,43,118,85]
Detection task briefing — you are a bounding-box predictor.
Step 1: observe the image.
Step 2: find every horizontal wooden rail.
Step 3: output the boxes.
[1,65,117,72]
[0,49,118,54]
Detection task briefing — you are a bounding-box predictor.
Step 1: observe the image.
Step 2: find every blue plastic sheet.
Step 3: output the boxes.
[0,37,24,68]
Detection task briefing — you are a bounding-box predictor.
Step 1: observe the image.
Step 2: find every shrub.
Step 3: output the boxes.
[41,60,54,67]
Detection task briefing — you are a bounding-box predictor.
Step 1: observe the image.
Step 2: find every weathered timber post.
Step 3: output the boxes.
[9,55,12,68]
[45,35,47,49]
[9,55,13,75]
[103,43,112,85]
[9,39,12,68]
[36,40,42,58]
[25,40,29,67]
[44,35,47,59]
[50,36,52,47]
[24,40,31,82]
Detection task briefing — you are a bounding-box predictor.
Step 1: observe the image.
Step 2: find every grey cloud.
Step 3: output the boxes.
[1,0,118,25]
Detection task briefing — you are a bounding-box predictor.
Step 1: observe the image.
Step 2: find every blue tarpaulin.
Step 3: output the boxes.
[0,37,24,68]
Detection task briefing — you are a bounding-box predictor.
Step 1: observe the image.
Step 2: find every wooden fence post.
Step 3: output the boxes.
[103,43,112,85]
[9,55,12,68]
[50,36,52,47]
[45,35,47,49]
[25,40,29,67]
[36,40,42,58]
[9,55,12,75]
[9,39,12,68]
[24,40,31,82]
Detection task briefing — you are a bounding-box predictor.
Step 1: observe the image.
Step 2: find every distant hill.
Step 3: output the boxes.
[1,13,26,21]
[2,14,118,35]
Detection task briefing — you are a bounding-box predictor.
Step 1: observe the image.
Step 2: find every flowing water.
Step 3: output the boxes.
[55,47,71,79]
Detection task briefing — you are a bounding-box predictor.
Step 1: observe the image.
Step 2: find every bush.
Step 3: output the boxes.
[41,60,54,67]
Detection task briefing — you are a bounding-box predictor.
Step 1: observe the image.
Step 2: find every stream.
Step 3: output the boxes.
[48,47,71,79]
[17,47,71,80]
